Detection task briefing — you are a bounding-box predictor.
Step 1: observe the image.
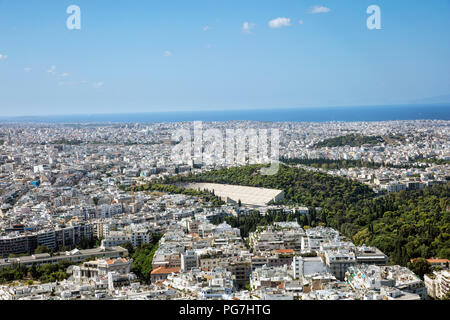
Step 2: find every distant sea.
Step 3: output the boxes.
[1,104,449,123]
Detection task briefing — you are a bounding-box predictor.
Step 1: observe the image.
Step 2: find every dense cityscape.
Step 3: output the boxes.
[0,120,448,300]
[0,1,449,317]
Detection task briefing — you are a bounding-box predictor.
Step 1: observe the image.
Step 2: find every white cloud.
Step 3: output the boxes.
[298,20,304,25]
[310,6,331,14]
[0,54,8,60]
[268,17,291,29]
[59,81,74,86]
[93,81,104,88]
[242,21,256,34]
[205,44,212,49]
[24,67,32,72]
[163,50,173,57]
[203,25,211,32]
[59,72,70,78]
[46,65,56,74]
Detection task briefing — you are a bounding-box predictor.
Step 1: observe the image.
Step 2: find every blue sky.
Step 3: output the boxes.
[0,0,449,116]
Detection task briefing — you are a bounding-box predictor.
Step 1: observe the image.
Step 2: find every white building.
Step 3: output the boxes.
[424,270,450,299]
[181,250,198,272]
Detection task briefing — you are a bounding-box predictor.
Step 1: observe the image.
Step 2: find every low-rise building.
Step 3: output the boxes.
[150,266,181,283]
[0,246,128,269]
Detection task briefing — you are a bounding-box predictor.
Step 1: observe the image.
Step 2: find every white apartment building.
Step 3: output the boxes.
[424,270,450,299]
[292,256,303,279]
[101,230,151,248]
[324,250,356,281]
[181,250,198,272]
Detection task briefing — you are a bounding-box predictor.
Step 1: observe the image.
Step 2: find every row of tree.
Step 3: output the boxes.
[120,183,224,207]
[314,134,385,148]
[281,158,413,170]
[0,261,71,284]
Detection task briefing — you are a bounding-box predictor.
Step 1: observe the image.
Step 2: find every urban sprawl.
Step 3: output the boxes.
[0,120,449,300]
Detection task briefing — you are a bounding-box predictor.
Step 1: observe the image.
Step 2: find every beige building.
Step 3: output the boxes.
[73,258,132,279]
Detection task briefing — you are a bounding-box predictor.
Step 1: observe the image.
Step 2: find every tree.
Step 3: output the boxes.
[77,237,97,250]
[407,258,432,279]
[30,263,40,279]
[122,241,135,256]
[131,243,160,283]
[35,245,50,254]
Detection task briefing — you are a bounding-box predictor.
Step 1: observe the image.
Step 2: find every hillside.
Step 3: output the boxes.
[328,183,450,264]
[314,133,405,148]
[167,164,375,207]
[168,164,449,265]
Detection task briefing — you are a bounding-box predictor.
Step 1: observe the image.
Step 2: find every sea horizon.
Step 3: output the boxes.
[1,103,449,123]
